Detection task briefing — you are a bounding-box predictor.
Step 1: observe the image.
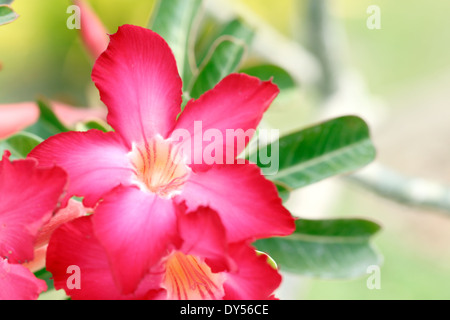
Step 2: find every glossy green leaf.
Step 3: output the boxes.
[254,218,382,278]
[0,132,43,159]
[253,116,376,190]
[240,64,297,91]
[0,5,18,26]
[148,0,202,88]
[188,19,255,99]
[24,100,70,139]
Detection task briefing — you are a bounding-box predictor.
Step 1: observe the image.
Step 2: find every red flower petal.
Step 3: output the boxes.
[172,74,279,170]
[92,186,180,294]
[0,154,67,264]
[177,205,234,273]
[176,163,295,242]
[47,216,164,300]
[223,243,282,300]
[0,259,47,300]
[28,130,133,208]
[92,24,182,146]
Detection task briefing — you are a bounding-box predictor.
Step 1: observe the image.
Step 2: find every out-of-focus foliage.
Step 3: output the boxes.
[255,218,381,278]
[0,0,18,26]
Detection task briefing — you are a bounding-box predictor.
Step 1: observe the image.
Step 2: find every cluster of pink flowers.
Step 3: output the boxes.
[1,24,295,300]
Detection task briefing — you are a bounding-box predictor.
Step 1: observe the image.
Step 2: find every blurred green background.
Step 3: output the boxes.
[1,0,449,299]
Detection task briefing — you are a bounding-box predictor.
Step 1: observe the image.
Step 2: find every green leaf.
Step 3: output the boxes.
[0,1,14,5]
[254,218,382,278]
[75,119,111,133]
[0,5,18,26]
[252,116,376,190]
[148,0,202,88]
[240,64,297,91]
[24,100,70,139]
[0,132,43,159]
[34,268,54,289]
[188,19,255,99]
[276,183,290,203]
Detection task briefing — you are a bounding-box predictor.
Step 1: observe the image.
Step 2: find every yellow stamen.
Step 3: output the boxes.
[163,252,225,300]
[128,136,190,198]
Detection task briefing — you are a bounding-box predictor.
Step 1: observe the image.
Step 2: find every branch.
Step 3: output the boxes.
[347,163,450,215]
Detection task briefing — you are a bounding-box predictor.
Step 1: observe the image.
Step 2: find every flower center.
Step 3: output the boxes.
[128,136,190,198]
[163,252,225,300]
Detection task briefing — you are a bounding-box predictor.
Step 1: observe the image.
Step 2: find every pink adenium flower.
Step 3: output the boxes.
[0,152,67,300]
[29,24,295,294]
[47,205,281,300]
